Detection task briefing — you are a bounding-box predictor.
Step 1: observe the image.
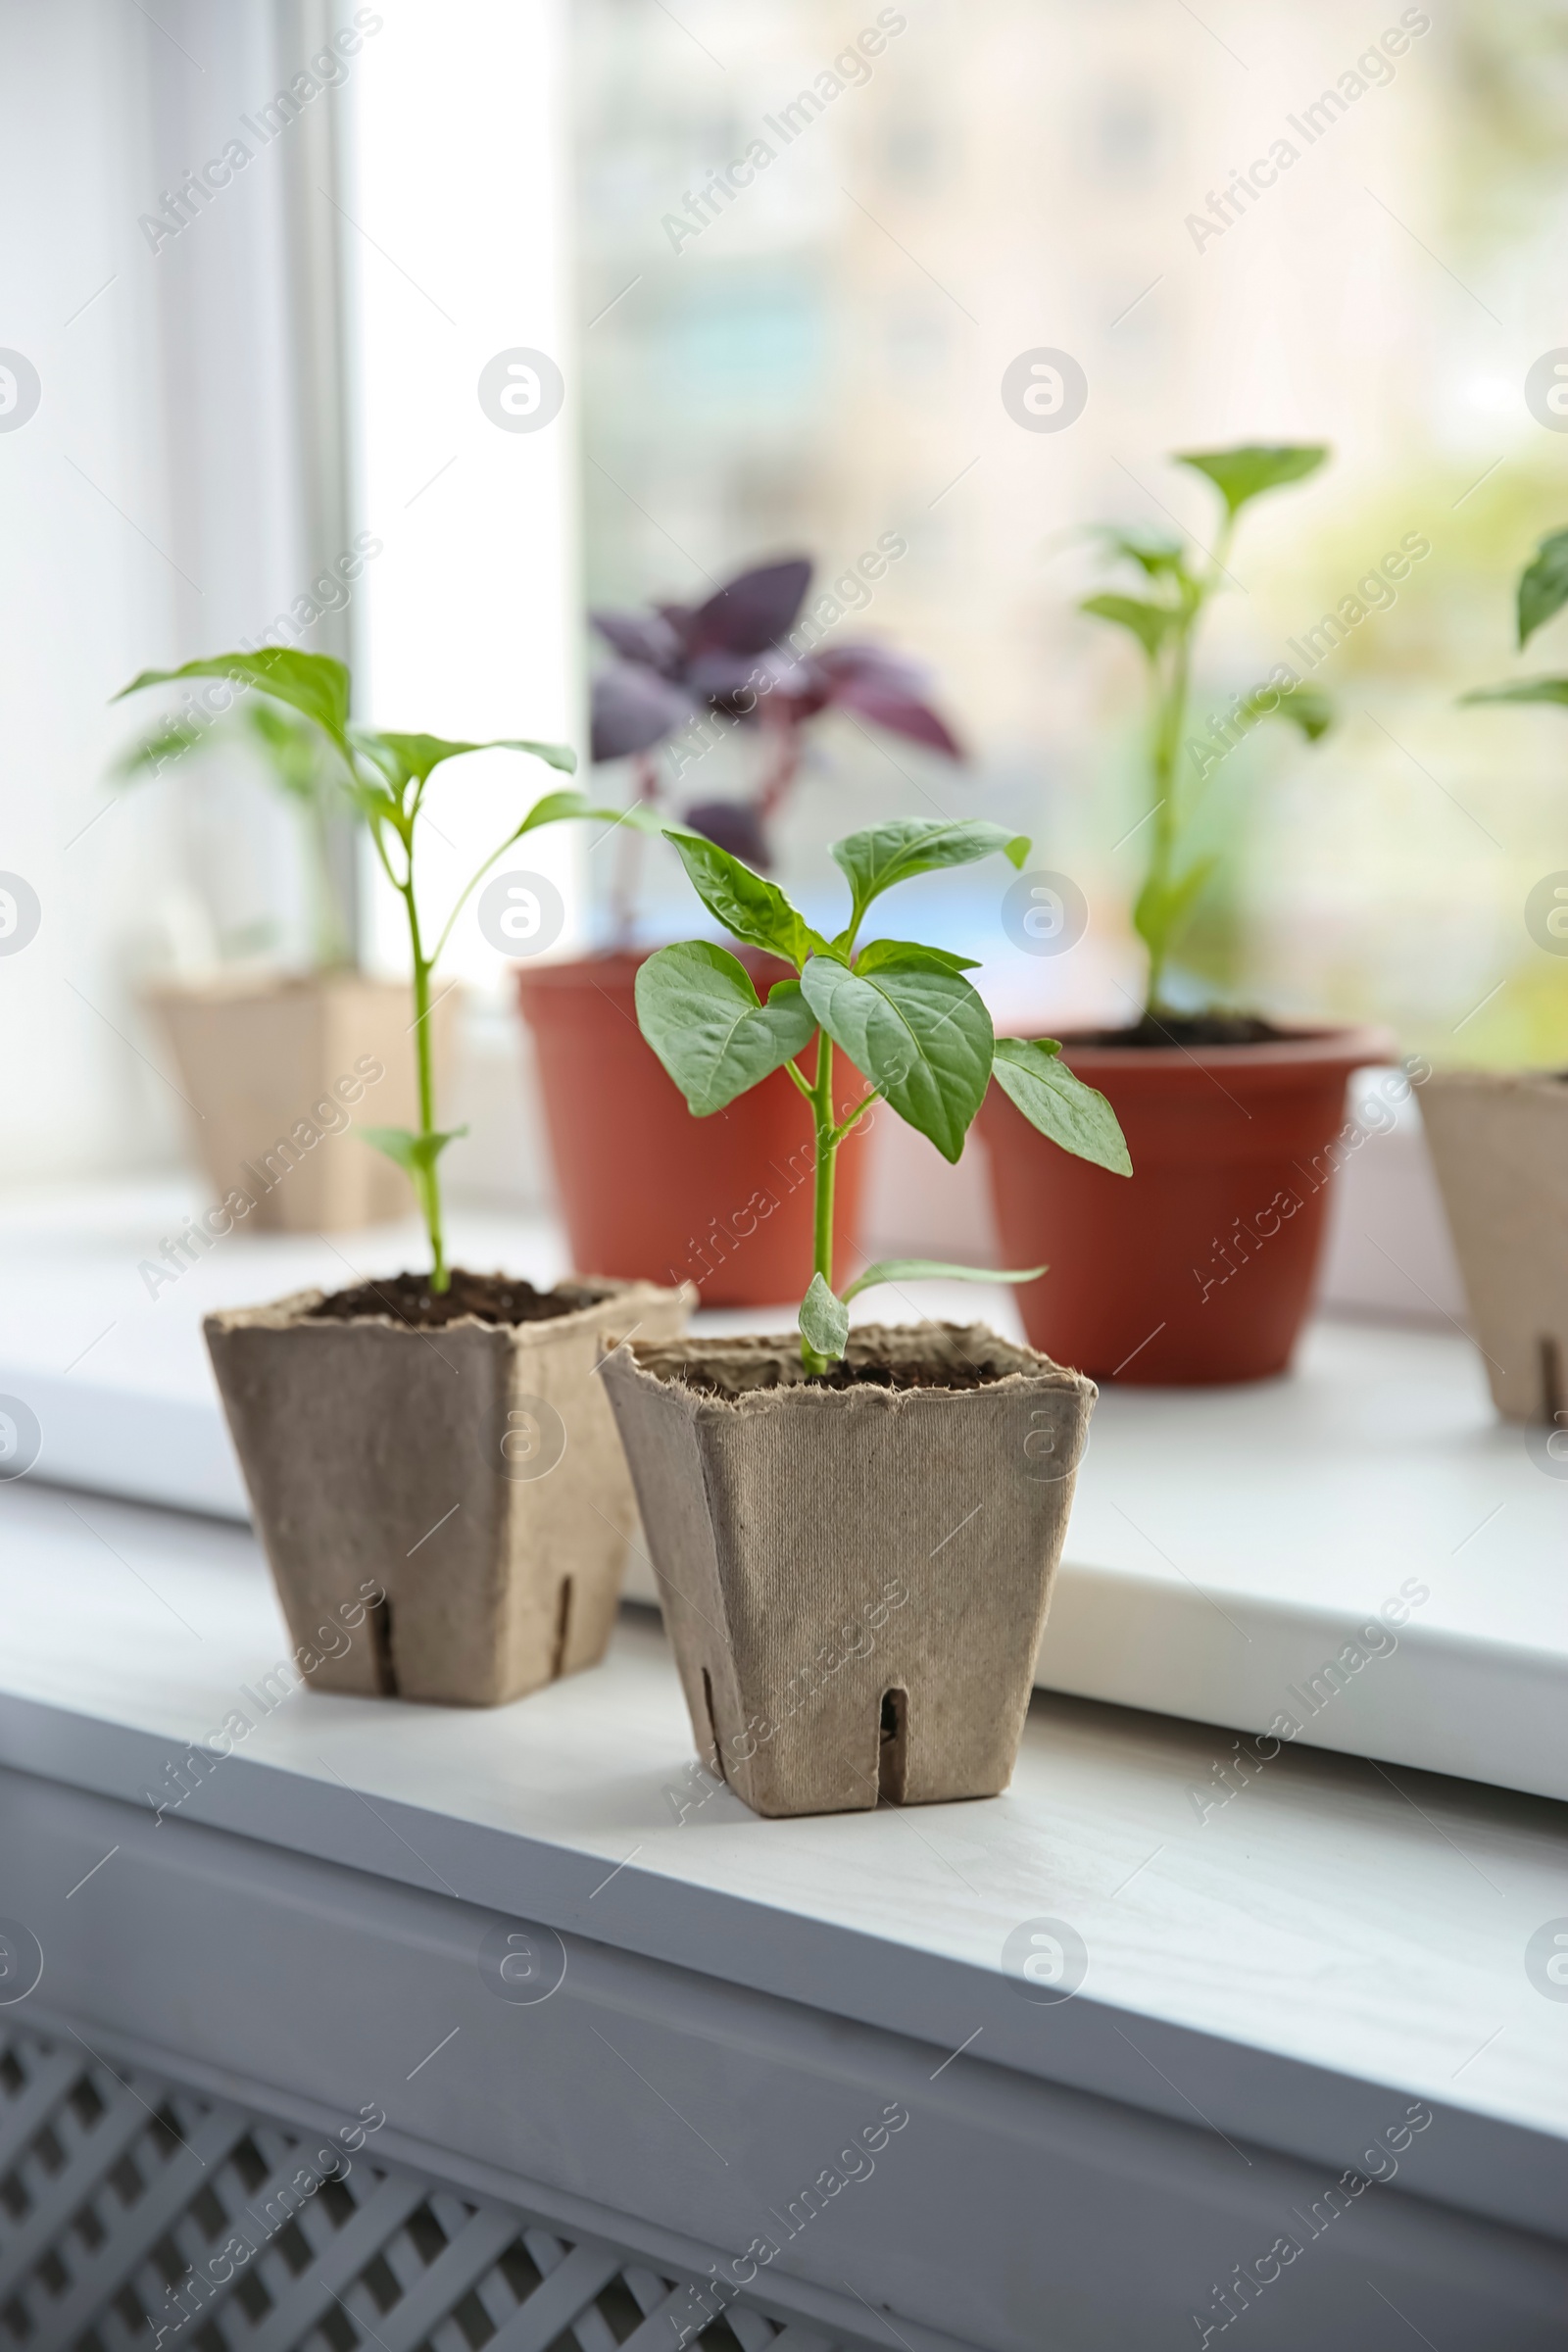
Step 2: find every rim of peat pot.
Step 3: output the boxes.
[979,1020,1398,1387]
[599,1320,1096,1820]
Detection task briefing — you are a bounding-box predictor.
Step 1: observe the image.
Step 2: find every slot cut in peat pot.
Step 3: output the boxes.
[702,1669,725,1785]
[551,1581,573,1684]
[879,1688,909,1804]
[368,1593,398,1698]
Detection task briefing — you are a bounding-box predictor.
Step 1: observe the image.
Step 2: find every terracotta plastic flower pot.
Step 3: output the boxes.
[600,1322,1096,1818]
[206,1275,690,1706]
[150,972,458,1233]
[517,954,870,1305]
[977,1025,1395,1385]
[1420,1069,1568,1424]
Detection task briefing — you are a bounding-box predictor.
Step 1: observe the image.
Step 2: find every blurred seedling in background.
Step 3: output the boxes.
[116,648,643,1292]
[1077,444,1336,1023]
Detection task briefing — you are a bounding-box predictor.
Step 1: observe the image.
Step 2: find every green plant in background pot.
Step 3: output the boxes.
[118,646,691,1706]
[599,816,1129,1818]
[978,442,1395,1390]
[115,652,434,1233]
[1078,444,1334,1025]
[1420,526,1568,1426]
[118,685,359,971]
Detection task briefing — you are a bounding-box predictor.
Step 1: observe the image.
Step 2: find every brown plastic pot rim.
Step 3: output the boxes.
[1038,1021,1397,1075]
[514,952,642,993]
[205,1275,683,1342]
[515,944,788,993]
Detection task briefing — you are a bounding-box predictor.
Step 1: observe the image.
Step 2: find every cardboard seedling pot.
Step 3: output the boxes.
[151,971,458,1233]
[600,1322,1096,1818]
[1419,1069,1568,1423]
[978,1025,1394,1384]
[206,1277,690,1705]
[516,953,871,1304]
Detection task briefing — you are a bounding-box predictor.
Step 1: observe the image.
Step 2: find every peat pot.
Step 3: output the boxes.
[1420,1068,1568,1424]
[600,1322,1096,1818]
[207,1273,690,1706]
[978,1025,1396,1385]
[516,954,871,1306]
[150,971,458,1233]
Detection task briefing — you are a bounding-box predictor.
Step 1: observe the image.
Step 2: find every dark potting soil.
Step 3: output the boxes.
[1068,1011,1299,1049]
[308,1268,596,1329]
[807,1357,1001,1392]
[680,1357,1004,1397]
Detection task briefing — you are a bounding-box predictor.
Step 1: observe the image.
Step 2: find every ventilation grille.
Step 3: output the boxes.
[0,2026,866,2352]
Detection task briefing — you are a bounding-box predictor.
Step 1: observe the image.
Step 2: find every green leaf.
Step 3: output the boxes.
[515,788,635,835]
[360,1124,468,1174]
[662,828,820,964]
[357,731,577,789]
[1133,857,1217,967]
[842,1256,1048,1302]
[1460,677,1568,710]
[1090,524,1189,579]
[991,1040,1131,1176]
[855,938,981,975]
[1518,528,1568,648]
[802,948,993,1164]
[1175,444,1329,518]
[635,942,817,1116]
[831,819,1030,927]
[244,701,333,802]
[799,1273,850,1361]
[113,718,207,781]
[1079,592,1179,662]
[1233,680,1334,740]
[114,650,353,751]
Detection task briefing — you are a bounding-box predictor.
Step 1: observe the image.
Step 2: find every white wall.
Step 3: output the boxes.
[0,0,341,1183]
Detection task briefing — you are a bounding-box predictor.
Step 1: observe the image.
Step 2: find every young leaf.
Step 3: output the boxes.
[1079,593,1179,662]
[842,1256,1047,1302]
[799,1272,850,1360]
[1231,680,1334,740]
[1460,678,1568,710]
[1174,445,1328,517]
[802,948,993,1163]
[636,942,817,1115]
[831,818,1029,926]
[114,650,353,752]
[1132,856,1217,967]
[1090,524,1188,579]
[662,829,821,964]
[991,1040,1131,1175]
[113,718,206,780]
[517,788,648,835]
[1518,528,1568,648]
[359,731,577,788]
[854,938,981,975]
[360,1123,469,1173]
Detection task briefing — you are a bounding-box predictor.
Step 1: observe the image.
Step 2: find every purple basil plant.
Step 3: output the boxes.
[589,557,963,936]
